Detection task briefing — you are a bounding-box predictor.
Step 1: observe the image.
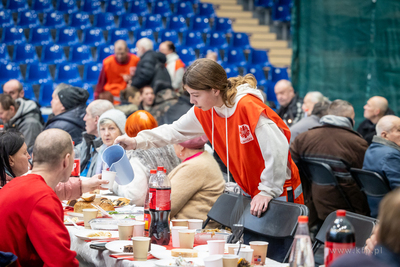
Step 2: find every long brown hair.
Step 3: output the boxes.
[182,58,257,108]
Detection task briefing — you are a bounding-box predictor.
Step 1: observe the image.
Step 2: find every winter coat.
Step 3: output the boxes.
[159,94,192,125]
[289,115,322,143]
[44,104,86,145]
[276,94,304,127]
[74,132,103,177]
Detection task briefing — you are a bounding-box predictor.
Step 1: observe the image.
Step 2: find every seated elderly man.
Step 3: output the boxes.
[274,80,303,127]
[363,115,400,217]
[0,129,79,266]
[291,100,370,226]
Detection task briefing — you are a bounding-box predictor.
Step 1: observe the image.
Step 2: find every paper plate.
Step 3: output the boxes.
[75,230,119,240]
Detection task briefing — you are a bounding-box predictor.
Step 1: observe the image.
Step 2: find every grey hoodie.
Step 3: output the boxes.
[6,98,43,151]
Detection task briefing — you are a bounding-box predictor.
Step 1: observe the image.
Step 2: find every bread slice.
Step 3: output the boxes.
[171,249,198,258]
[81,193,95,202]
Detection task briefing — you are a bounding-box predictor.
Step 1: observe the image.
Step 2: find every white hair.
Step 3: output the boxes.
[137,38,154,52]
[305,91,327,103]
[89,100,114,118]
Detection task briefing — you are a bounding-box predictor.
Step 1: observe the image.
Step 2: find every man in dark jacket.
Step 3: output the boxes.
[44,84,89,145]
[159,90,192,125]
[0,94,43,151]
[363,115,400,217]
[274,80,303,127]
[291,100,370,226]
[131,38,172,90]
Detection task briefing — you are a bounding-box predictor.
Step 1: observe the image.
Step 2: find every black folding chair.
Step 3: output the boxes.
[350,168,391,197]
[312,210,377,265]
[242,199,309,263]
[301,159,355,212]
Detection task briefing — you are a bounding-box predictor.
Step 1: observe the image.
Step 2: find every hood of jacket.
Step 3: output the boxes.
[142,50,167,64]
[166,52,180,65]
[320,115,354,129]
[8,98,41,126]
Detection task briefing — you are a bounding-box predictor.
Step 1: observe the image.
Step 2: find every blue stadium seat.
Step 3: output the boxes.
[69,44,93,64]
[0,10,14,28]
[183,31,205,49]
[97,44,114,62]
[119,13,140,31]
[29,27,53,46]
[174,1,194,18]
[152,1,172,17]
[83,62,102,85]
[134,29,155,44]
[57,0,78,14]
[255,0,273,8]
[13,43,39,64]
[82,84,94,104]
[44,12,67,29]
[268,66,289,82]
[129,1,149,17]
[38,83,54,107]
[213,17,233,33]
[196,3,215,18]
[223,64,239,78]
[142,14,164,32]
[25,63,53,85]
[94,13,116,30]
[17,11,40,29]
[0,62,23,84]
[32,0,54,12]
[224,48,247,67]
[230,32,251,49]
[265,80,277,103]
[272,5,291,22]
[80,0,102,15]
[105,0,126,15]
[41,44,67,64]
[82,28,105,47]
[248,49,270,68]
[1,27,26,45]
[206,31,228,50]
[69,12,91,30]
[55,63,83,86]
[0,44,11,63]
[157,30,180,46]
[56,27,80,46]
[166,15,188,33]
[199,46,218,58]
[247,66,267,87]
[177,47,196,66]
[190,16,211,33]
[6,0,29,12]
[108,29,131,44]
[186,0,200,5]
[23,84,37,101]
[278,0,293,6]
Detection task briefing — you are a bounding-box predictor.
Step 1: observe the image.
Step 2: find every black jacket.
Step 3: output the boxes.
[159,94,192,125]
[131,50,172,89]
[44,104,86,145]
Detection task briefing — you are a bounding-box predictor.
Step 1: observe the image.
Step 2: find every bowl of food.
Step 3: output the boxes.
[194,229,230,245]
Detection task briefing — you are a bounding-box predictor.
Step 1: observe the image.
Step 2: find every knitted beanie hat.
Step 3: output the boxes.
[97,109,127,135]
[58,86,89,110]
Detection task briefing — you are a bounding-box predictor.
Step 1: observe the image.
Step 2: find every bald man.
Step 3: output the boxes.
[363,115,400,217]
[0,129,79,266]
[95,40,140,104]
[274,80,304,127]
[357,96,391,144]
[3,79,24,100]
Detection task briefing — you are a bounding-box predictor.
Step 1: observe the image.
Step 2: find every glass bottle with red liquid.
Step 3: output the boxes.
[144,169,157,232]
[324,210,356,267]
[149,166,171,245]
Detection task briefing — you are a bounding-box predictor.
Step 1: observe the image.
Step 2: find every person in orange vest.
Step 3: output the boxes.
[95,40,140,104]
[115,58,304,218]
[159,41,185,92]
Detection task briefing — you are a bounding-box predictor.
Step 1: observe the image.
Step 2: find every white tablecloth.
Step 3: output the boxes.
[67,226,288,267]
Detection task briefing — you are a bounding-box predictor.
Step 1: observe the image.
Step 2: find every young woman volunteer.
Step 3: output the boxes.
[115,58,303,217]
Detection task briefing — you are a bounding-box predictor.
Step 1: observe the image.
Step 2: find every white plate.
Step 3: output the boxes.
[105,240,167,253]
[151,250,208,260]
[67,212,84,218]
[154,260,178,267]
[64,216,84,225]
[75,230,119,240]
[195,244,242,253]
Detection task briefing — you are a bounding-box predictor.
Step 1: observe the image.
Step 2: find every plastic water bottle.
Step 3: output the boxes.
[71,142,80,177]
[289,216,315,267]
[324,210,355,267]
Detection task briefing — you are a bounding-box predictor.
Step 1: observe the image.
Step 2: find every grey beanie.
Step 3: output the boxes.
[98,109,127,135]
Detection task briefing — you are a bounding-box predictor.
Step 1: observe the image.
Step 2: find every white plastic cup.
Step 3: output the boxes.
[207,240,226,255]
[133,221,145,237]
[101,170,116,190]
[82,208,98,229]
[171,226,188,247]
[227,244,248,254]
[187,219,203,230]
[203,255,223,267]
[234,248,254,263]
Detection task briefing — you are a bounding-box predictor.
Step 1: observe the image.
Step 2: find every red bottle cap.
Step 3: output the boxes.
[163,168,167,174]
[150,170,157,174]
[298,216,308,223]
[157,166,164,171]
[337,210,346,217]
[72,141,75,145]
[0,125,4,129]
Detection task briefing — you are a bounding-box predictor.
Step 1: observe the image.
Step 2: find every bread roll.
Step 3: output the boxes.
[74,199,115,215]
[171,249,198,258]
[81,193,95,202]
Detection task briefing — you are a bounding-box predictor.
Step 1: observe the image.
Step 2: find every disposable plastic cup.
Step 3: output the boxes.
[82,209,98,229]
[178,229,196,249]
[227,244,248,254]
[118,223,134,240]
[101,170,116,190]
[203,255,223,267]
[222,255,239,267]
[171,219,188,227]
[133,221,145,237]
[187,219,203,230]
[234,248,254,263]
[171,226,188,247]
[249,241,269,265]
[207,240,226,255]
[132,237,150,261]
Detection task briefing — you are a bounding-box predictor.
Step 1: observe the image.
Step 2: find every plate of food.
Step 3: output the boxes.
[75,230,119,240]
[151,249,207,260]
[105,240,167,254]
[64,216,84,225]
